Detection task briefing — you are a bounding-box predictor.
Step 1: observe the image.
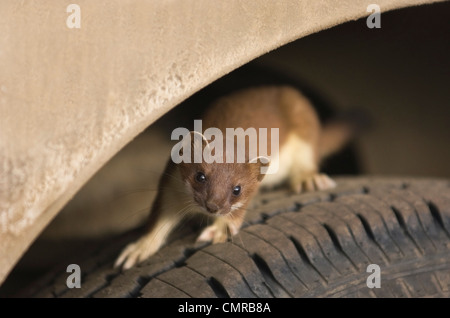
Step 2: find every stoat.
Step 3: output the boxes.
[115,86,356,270]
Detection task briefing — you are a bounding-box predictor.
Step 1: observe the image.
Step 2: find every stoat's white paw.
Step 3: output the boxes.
[114,236,158,270]
[196,224,228,244]
[196,220,240,244]
[292,173,336,193]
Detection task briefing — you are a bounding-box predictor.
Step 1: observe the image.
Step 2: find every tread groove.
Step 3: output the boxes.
[356,213,391,262]
[278,214,343,275]
[322,223,359,270]
[390,206,424,255]
[353,195,406,258]
[132,276,151,298]
[87,272,121,298]
[289,236,328,283]
[401,190,438,250]
[370,190,437,254]
[156,277,194,298]
[343,223,374,264]
[201,249,260,297]
[207,277,230,298]
[251,254,290,298]
[427,201,450,239]
[151,278,192,298]
[184,264,231,298]
[316,204,376,264]
[243,229,310,290]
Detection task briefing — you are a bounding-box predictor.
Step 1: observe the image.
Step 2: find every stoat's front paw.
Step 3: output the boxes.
[292,173,336,193]
[196,224,228,244]
[114,236,158,270]
[196,220,240,244]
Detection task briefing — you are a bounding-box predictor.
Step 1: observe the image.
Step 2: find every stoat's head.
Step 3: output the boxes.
[175,132,269,216]
[179,161,267,216]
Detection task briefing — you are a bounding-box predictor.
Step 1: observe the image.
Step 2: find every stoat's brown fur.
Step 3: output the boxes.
[115,86,351,270]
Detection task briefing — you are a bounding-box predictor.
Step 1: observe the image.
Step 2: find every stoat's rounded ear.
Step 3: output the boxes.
[178,131,210,161]
[190,131,210,151]
[172,129,211,164]
[249,156,271,181]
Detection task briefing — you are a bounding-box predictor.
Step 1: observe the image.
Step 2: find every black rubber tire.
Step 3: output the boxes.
[25,177,450,298]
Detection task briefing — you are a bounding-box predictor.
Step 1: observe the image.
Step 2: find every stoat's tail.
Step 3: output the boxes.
[318,110,371,159]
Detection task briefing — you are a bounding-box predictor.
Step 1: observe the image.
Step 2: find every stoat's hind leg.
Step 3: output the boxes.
[291,172,336,193]
[278,87,336,193]
[288,136,336,193]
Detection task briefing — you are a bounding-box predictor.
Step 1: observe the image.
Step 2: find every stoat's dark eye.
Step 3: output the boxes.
[196,172,206,183]
[232,185,241,196]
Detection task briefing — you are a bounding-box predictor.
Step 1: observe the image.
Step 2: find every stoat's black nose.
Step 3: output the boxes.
[206,202,219,213]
